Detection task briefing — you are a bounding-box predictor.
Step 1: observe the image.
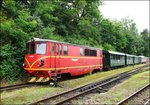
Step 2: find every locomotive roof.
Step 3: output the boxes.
[27,37,101,50]
[28,37,69,44]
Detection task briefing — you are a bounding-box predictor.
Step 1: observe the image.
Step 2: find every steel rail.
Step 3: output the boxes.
[55,67,149,105]
[144,99,150,105]
[28,64,149,105]
[0,83,35,92]
[117,83,150,105]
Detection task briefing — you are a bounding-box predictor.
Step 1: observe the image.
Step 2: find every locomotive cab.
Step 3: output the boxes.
[24,38,53,82]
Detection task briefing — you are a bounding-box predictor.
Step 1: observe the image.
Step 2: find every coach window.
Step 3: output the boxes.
[51,43,54,56]
[63,45,68,55]
[80,48,84,56]
[113,55,115,59]
[110,55,112,59]
[116,55,118,60]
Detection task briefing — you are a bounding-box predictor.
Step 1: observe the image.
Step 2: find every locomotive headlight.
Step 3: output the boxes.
[23,63,25,67]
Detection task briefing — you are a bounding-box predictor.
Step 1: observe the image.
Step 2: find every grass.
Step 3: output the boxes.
[60,64,145,88]
[102,70,149,104]
[1,86,61,104]
[71,69,149,104]
[0,64,146,104]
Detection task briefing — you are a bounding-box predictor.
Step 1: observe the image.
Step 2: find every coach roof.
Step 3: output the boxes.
[108,51,126,55]
[103,50,126,55]
[126,54,134,57]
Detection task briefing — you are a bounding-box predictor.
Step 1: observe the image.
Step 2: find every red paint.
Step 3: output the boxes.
[24,41,103,79]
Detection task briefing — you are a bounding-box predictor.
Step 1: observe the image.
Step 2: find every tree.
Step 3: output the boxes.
[140,29,150,57]
[121,17,139,55]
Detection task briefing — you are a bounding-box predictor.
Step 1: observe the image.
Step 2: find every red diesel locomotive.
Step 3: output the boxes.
[24,38,103,82]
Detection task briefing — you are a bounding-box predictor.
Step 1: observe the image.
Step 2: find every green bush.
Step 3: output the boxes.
[0,44,21,81]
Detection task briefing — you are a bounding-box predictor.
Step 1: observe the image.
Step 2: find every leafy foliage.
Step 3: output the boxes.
[0,0,149,82]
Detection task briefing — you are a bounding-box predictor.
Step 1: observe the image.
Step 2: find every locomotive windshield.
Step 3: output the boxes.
[27,43,46,54]
[36,43,46,54]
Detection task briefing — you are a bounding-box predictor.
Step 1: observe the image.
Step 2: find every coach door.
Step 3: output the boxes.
[51,43,61,70]
[50,43,55,69]
[55,43,62,70]
[51,43,62,70]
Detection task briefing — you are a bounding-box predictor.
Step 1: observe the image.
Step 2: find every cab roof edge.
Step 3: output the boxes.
[27,37,101,50]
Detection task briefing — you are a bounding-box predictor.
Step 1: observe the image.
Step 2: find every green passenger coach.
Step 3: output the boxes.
[134,56,141,64]
[103,50,147,70]
[125,54,134,65]
[103,50,126,69]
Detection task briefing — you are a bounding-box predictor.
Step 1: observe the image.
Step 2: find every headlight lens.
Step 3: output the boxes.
[23,63,25,67]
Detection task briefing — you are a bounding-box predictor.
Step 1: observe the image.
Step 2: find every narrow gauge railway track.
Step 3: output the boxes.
[28,65,149,105]
[117,83,150,105]
[144,99,150,105]
[0,83,35,92]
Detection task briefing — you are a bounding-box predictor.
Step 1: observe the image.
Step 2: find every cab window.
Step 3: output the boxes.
[26,43,29,54]
[30,43,35,54]
[36,43,46,54]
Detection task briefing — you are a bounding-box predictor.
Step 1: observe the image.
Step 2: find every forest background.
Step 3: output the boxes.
[0,0,149,82]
